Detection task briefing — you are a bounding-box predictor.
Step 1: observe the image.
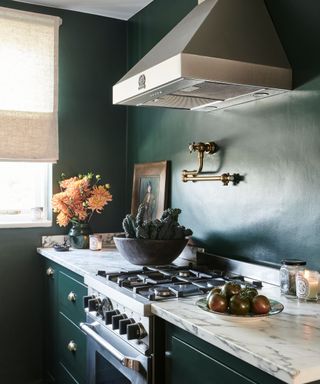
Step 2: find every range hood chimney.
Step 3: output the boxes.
[113,0,292,112]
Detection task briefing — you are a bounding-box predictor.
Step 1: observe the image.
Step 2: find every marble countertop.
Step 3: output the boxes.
[38,247,320,384]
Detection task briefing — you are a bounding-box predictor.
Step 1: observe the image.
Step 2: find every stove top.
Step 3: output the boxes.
[96,265,262,301]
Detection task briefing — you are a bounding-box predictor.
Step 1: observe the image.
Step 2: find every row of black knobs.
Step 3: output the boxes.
[84,296,146,340]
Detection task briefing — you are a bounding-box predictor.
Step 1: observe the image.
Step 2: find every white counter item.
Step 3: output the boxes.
[31,207,43,221]
[296,270,319,301]
[279,259,306,296]
[89,234,102,251]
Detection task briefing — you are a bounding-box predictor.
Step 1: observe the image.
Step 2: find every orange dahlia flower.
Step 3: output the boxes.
[87,185,113,213]
[52,173,112,227]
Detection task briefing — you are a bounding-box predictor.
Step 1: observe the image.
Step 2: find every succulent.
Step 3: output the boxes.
[122,204,192,240]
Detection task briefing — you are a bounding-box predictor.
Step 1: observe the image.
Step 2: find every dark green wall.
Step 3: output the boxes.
[0,2,127,382]
[127,0,320,270]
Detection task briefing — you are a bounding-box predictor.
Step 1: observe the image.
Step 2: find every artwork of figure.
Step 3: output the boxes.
[142,181,156,221]
[139,177,159,221]
[132,161,168,221]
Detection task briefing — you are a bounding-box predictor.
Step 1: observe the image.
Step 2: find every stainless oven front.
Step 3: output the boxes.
[80,315,152,384]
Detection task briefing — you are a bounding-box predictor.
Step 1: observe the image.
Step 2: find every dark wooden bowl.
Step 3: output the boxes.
[113,236,188,266]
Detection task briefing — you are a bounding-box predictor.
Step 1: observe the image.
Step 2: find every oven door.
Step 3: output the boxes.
[80,317,152,384]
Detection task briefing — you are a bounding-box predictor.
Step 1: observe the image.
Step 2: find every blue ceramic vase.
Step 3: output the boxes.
[68,222,92,249]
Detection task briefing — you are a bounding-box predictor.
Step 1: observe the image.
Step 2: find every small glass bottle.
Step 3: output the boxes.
[280,259,306,296]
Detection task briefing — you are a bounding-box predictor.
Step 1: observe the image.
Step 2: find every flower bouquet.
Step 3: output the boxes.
[52,173,112,248]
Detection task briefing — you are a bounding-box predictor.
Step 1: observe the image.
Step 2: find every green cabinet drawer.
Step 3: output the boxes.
[169,336,255,384]
[59,313,87,384]
[58,362,80,384]
[166,324,285,384]
[58,271,87,324]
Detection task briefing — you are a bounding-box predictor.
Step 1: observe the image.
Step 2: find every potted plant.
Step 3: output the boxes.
[114,205,192,265]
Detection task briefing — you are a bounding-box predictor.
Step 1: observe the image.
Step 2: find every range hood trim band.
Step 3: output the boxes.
[113,53,292,107]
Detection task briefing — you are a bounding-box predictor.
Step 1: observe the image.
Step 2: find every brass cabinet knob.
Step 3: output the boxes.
[67,340,77,352]
[67,291,77,302]
[46,267,54,277]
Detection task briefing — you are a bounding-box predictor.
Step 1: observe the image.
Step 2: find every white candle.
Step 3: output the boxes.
[89,234,102,251]
[296,270,319,301]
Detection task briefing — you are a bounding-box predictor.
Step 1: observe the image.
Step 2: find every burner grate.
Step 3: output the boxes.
[96,266,262,301]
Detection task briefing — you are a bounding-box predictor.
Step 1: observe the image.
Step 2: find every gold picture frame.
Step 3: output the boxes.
[131,161,169,221]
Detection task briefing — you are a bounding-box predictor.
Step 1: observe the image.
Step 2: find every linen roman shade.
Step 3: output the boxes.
[0,7,61,162]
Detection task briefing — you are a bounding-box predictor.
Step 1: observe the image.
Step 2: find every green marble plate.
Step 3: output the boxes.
[196,298,284,319]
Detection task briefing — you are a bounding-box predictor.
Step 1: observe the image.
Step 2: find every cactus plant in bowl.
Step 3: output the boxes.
[114,205,192,265]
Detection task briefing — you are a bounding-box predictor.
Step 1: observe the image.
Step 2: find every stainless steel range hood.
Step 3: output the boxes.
[113,0,292,112]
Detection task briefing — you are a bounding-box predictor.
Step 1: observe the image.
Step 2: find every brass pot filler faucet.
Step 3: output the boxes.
[181,142,240,185]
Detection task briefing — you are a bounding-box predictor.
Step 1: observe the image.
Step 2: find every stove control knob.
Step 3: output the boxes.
[127,322,147,340]
[100,298,113,319]
[105,309,120,325]
[88,298,101,312]
[119,318,135,335]
[83,295,95,309]
[112,314,127,330]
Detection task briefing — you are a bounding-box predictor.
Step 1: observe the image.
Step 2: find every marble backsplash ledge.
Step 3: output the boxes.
[42,233,124,248]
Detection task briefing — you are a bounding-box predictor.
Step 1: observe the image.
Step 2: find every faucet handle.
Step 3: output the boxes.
[189,142,216,154]
[189,142,197,153]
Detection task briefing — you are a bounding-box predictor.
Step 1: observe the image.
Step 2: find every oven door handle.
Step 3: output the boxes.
[80,322,142,372]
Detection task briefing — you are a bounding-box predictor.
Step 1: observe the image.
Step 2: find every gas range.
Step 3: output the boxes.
[81,260,266,384]
[84,264,264,322]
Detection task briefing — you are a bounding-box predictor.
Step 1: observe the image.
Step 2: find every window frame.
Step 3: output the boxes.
[0,163,52,229]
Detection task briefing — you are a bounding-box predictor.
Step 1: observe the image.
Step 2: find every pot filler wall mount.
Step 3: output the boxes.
[113,0,292,112]
[182,141,241,184]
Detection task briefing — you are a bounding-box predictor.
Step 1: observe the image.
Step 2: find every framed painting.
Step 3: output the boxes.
[131,161,169,221]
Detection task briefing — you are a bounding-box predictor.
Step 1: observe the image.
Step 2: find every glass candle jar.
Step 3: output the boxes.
[89,234,102,251]
[280,259,306,296]
[296,270,319,301]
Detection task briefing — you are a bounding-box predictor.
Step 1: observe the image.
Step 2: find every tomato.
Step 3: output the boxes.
[221,282,241,299]
[251,295,271,315]
[206,287,222,302]
[240,287,258,302]
[229,294,250,315]
[207,293,228,313]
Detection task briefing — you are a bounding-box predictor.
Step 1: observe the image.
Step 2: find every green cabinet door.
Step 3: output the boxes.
[58,270,87,325]
[168,336,255,384]
[58,363,79,384]
[58,313,87,384]
[43,256,87,384]
[166,323,285,384]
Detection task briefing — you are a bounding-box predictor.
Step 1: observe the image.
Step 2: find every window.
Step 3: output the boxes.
[0,162,52,227]
[0,7,61,227]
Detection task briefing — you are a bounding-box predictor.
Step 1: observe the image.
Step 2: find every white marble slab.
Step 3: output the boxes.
[37,248,320,384]
[151,285,320,384]
[38,247,139,276]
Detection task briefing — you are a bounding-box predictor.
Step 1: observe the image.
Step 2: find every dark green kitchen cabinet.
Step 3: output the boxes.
[165,323,285,384]
[43,257,87,384]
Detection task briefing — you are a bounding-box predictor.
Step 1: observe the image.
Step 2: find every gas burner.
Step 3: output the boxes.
[178,270,191,277]
[120,275,145,287]
[154,287,172,297]
[225,274,245,282]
